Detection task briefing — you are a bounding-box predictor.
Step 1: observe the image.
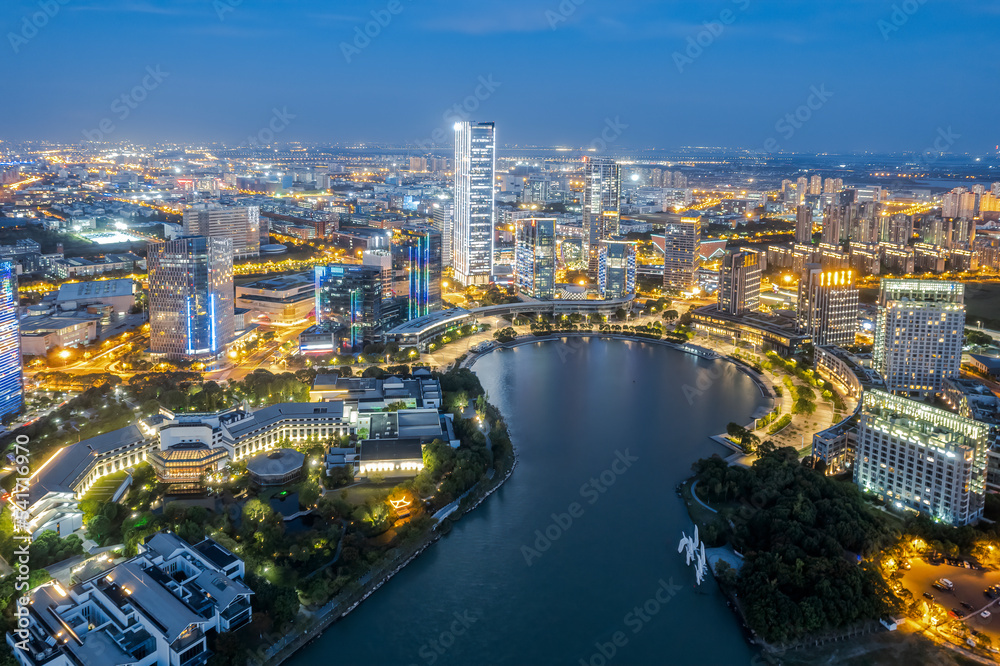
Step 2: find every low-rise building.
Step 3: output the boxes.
[6,533,252,666]
[19,313,100,355]
[234,271,315,325]
[691,304,811,357]
[55,278,136,315]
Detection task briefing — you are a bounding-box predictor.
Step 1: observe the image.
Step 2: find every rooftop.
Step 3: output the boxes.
[56,278,135,302]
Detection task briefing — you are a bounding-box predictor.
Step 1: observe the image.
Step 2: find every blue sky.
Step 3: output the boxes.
[2,0,999,152]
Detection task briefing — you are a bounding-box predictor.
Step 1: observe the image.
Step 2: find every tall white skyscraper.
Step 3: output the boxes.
[453,121,496,286]
[873,279,965,397]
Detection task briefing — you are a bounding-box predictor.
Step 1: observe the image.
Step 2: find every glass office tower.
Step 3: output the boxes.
[148,237,235,360]
[0,261,22,419]
[453,121,496,285]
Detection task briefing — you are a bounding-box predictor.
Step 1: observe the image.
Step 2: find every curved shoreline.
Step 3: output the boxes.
[274,337,770,665]
[268,427,519,666]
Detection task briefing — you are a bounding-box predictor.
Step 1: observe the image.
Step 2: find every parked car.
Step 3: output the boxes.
[963,602,976,611]
[982,610,992,619]
[924,592,935,600]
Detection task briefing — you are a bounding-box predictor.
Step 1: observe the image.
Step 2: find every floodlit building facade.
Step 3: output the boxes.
[315,264,384,348]
[796,264,859,347]
[148,237,235,361]
[392,224,442,319]
[453,121,495,285]
[854,389,988,526]
[873,279,965,397]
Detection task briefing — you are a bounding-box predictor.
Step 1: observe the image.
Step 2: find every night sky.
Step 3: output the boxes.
[3,0,999,152]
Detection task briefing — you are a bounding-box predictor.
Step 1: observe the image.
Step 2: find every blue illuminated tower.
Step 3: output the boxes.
[392,224,442,320]
[148,237,234,360]
[314,264,383,350]
[0,261,22,420]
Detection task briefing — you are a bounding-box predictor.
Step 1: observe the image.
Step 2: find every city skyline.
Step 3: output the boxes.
[1,1,999,153]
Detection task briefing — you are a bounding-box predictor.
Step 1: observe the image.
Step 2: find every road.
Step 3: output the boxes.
[208,321,313,382]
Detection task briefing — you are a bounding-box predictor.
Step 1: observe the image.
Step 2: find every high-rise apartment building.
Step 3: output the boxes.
[597,239,637,300]
[808,175,822,196]
[315,264,383,349]
[662,215,701,291]
[182,204,261,260]
[453,121,495,285]
[796,264,859,346]
[583,157,622,247]
[942,187,976,219]
[392,224,442,319]
[718,250,761,315]
[148,237,235,361]
[873,279,965,397]
[795,205,813,243]
[0,261,22,420]
[854,389,988,526]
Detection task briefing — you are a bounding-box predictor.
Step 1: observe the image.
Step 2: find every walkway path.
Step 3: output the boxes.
[689,480,718,514]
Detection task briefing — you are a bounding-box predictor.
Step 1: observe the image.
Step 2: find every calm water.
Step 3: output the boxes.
[290,339,765,666]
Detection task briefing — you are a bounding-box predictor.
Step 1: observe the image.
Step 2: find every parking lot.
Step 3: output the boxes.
[901,558,1000,644]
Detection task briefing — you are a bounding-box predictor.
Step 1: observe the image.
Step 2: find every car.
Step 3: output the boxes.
[950,608,962,618]
[933,582,948,591]
[963,602,976,611]
[983,610,992,619]
[924,592,935,600]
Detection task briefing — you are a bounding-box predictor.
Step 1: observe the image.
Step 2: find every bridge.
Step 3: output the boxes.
[382,296,636,348]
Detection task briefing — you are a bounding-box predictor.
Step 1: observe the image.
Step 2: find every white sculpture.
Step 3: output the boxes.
[678,526,708,585]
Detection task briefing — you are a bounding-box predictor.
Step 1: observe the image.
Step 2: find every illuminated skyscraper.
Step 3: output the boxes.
[432,202,454,268]
[514,217,556,299]
[315,264,383,350]
[718,250,761,315]
[598,239,636,300]
[873,279,965,397]
[148,237,234,361]
[583,156,622,250]
[0,261,22,420]
[392,224,442,319]
[182,204,261,260]
[662,215,701,291]
[453,121,495,286]
[796,264,859,346]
